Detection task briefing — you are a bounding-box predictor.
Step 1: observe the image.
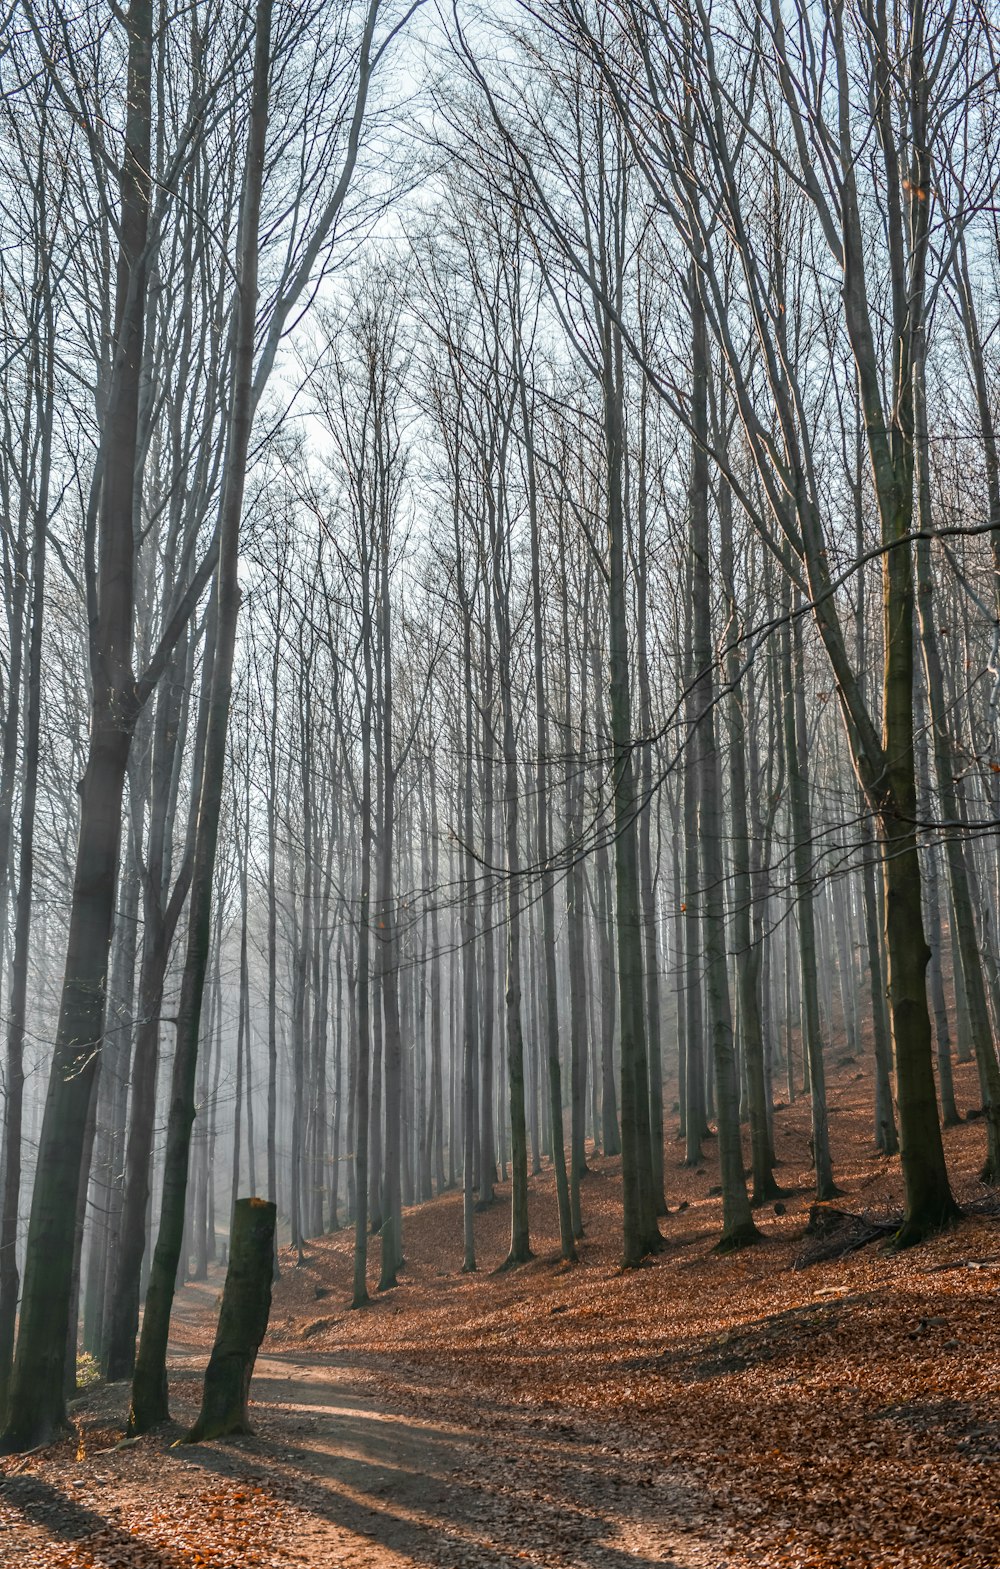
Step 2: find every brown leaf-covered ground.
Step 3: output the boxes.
[3,1055,999,1568]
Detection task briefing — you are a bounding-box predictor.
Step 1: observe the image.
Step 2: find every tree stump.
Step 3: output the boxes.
[182,1197,276,1443]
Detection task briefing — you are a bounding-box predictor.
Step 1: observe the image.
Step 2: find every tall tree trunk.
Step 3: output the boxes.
[718,465,778,1206]
[563,529,589,1236]
[682,563,707,1166]
[521,353,575,1262]
[780,574,836,1203]
[0,307,52,1410]
[1,0,152,1451]
[428,765,446,1194]
[924,841,959,1129]
[492,511,531,1269]
[105,622,205,1380]
[377,639,404,1288]
[604,319,659,1266]
[634,386,667,1218]
[688,276,757,1250]
[129,0,272,1431]
[913,364,1000,1179]
[83,843,140,1358]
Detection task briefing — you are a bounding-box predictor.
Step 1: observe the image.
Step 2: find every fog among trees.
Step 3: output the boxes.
[0,0,999,1478]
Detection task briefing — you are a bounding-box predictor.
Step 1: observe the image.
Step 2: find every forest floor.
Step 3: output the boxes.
[2,1055,1000,1569]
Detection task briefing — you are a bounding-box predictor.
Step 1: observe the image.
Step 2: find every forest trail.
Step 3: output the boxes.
[3,1057,1000,1568]
[156,1268,712,1568]
[199,1344,707,1569]
[0,1269,718,1569]
[0,1258,736,1569]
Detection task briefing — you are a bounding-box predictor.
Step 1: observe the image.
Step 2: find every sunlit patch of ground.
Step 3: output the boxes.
[2,1054,997,1567]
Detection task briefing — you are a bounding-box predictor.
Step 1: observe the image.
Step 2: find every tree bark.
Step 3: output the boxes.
[780,574,837,1204]
[688,274,758,1250]
[129,0,272,1431]
[1,0,152,1450]
[182,1198,276,1443]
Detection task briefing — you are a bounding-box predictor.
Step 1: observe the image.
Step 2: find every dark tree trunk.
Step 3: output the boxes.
[1,1,153,1451]
[0,301,52,1410]
[688,276,757,1251]
[129,1,272,1431]
[182,1199,276,1444]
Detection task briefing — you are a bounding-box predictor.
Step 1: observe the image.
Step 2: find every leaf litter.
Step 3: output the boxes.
[2,1055,998,1568]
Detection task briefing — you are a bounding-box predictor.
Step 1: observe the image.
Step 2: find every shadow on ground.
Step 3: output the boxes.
[179,1350,694,1568]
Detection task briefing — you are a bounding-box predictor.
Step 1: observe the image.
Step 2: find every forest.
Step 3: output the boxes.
[0,0,999,1564]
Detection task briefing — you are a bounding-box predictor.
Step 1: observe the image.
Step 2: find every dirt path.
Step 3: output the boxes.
[142,1258,724,1569]
[0,1272,720,1569]
[181,1345,715,1569]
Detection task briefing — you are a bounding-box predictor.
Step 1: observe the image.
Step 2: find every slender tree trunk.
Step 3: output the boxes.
[460,625,478,1273]
[129,2,272,1430]
[521,355,575,1261]
[780,578,836,1203]
[105,628,205,1381]
[718,467,778,1205]
[428,772,446,1194]
[634,400,667,1218]
[924,842,959,1128]
[0,329,52,1409]
[604,320,659,1266]
[377,523,403,1288]
[265,599,282,1259]
[492,522,531,1269]
[84,844,140,1358]
[682,566,707,1166]
[688,277,757,1250]
[914,377,1000,1179]
[563,536,589,1236]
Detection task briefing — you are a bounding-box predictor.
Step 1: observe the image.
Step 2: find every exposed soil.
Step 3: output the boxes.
[2,1056,999,1568]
